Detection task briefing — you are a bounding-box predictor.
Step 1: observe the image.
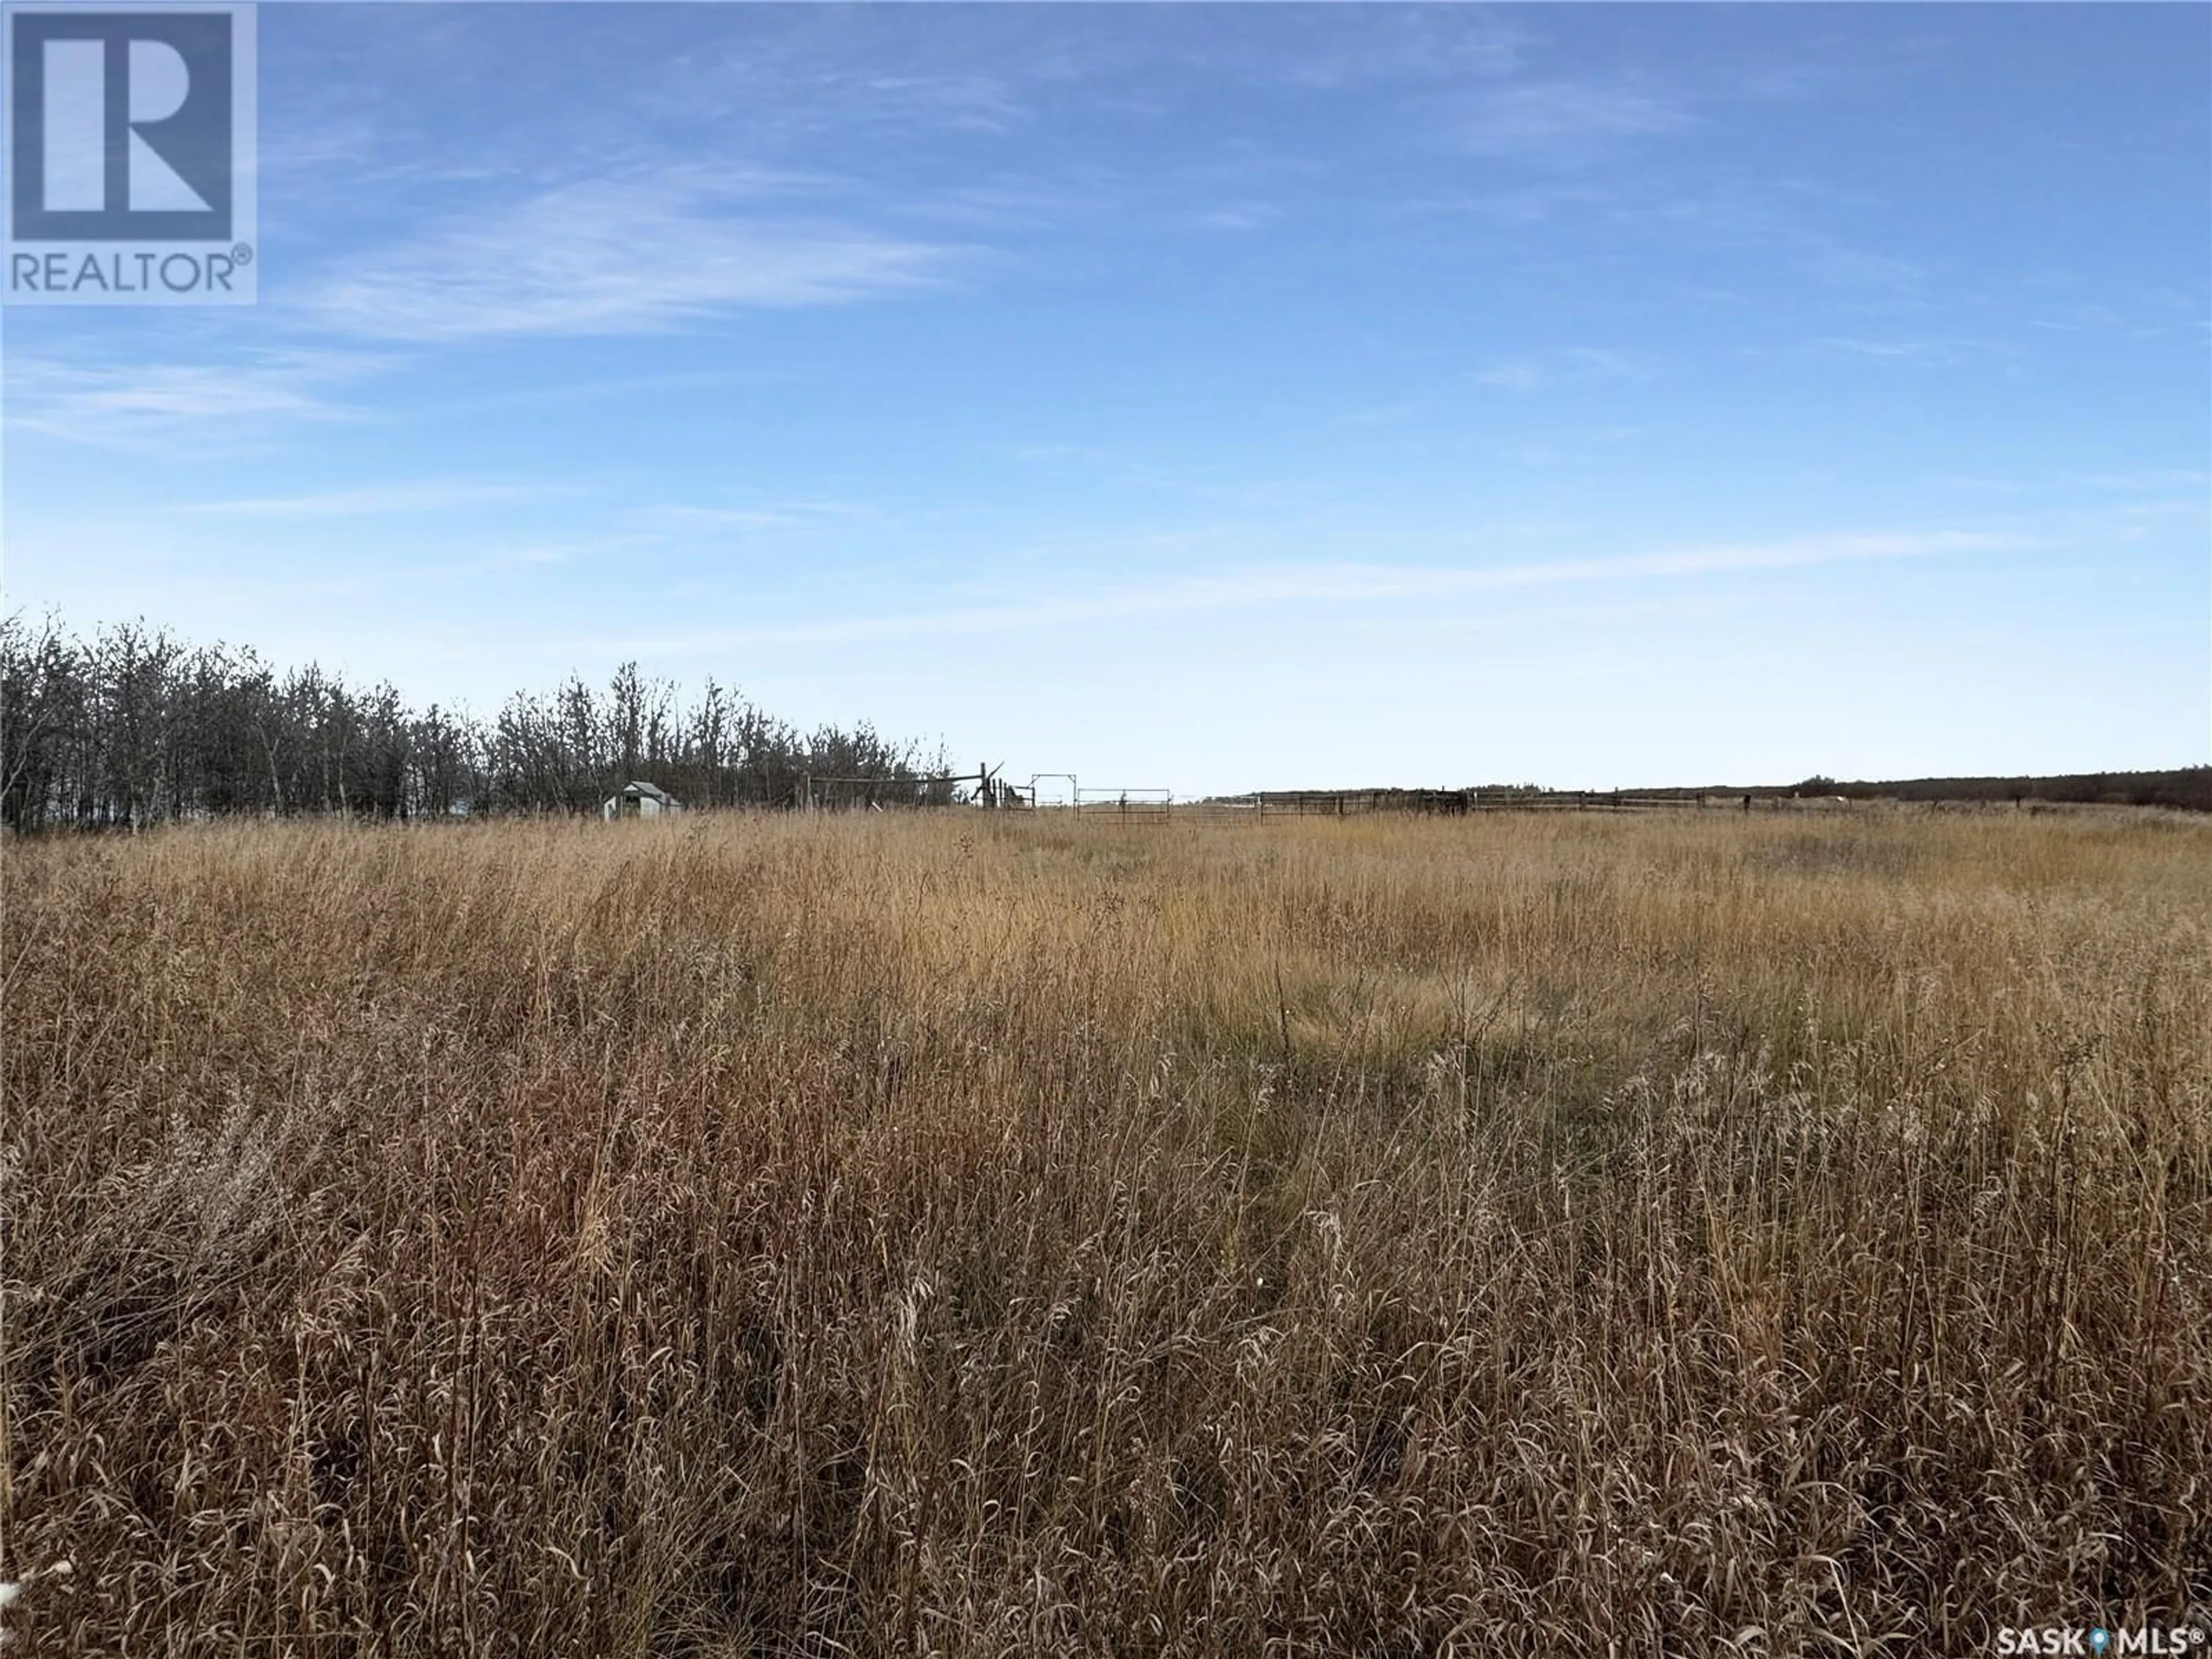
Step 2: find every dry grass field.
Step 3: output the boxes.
[4,807,2209,1655]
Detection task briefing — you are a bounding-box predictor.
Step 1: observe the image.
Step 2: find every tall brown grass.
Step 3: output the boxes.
[3,807,2208,1654]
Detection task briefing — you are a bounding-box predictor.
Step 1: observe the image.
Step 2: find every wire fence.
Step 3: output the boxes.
[1021,788,1847,824]
[779,775,1871,822]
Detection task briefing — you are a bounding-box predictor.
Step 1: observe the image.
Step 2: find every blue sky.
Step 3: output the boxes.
[3,2,2206,793]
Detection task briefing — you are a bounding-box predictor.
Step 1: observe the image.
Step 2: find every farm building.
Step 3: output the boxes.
[600,781,681,820]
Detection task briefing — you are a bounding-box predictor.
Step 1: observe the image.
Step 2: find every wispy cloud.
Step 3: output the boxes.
[1569,183,1931,301]
[596,528,2018,652]
[3,348,384,454]
[1184,200,1286,233]
[1802,335,2005,368]
[626,501,882,537]
[300,165,967,343]
[900,177,1120,231]
[1801,242,1923,294]
[1389,181,1617,225]
[181,480,572,517]
[662,6,1527,120]
[2028,298,2193,340]
[2063,468,2210,494]
[1812,337,1949,361]
[1474,347,1654,392]
[1455,80,1691,159]
[1328,402,1427,429]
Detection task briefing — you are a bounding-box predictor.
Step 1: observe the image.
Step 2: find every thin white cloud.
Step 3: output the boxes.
[1543,183,1931,300]
[2062,468,2210,494]
[1474,362,1546,393]
[1813,337,1949,361]
[595,528,2019,653]
[900,178,1119,231]
[1802,336,2009,368]
[1474,347,1654,392]
[3,349,384,454]
[1389,182,1618,225]
[1184,201,1285,233]
[1327,402,1427,430]
[1802,243,1925,293]
[181,480,572,518]
[627,501,882,536]
[665,6,1526,116]
[301,165,967,343]
[1456,81,1691,158]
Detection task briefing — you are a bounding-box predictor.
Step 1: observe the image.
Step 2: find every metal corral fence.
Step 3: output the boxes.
[1036,789,1850,823]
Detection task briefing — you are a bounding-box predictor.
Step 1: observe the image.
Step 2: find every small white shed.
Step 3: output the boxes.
[601,781,681,820]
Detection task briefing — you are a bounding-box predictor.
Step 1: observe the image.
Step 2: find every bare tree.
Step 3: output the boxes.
[1,612,945,830]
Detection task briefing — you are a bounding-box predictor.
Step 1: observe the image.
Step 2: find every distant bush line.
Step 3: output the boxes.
[0,613,949,832]
[1787,770,2212,812]
[1452,771,2211,814]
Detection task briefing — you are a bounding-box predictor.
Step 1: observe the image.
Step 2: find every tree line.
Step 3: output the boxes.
[1,613,953,831]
